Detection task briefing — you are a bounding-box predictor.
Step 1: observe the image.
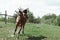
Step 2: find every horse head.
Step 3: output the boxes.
[23,9,28,19]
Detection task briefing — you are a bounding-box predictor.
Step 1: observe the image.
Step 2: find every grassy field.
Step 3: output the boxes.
[0,22,60,40]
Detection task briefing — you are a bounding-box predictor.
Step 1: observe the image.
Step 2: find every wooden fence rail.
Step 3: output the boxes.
[0,10,15,24]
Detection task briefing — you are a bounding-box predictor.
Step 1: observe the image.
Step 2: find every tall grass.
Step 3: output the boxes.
[0,22,60,40]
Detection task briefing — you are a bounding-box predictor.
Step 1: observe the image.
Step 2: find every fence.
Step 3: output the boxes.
[0,10,16,24]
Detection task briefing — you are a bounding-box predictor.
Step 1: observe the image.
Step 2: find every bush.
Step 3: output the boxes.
[0,18,5,22]
[7,17,15,23]
[33,18,41,24]
[53,15,60,26]
[41,14,57,25]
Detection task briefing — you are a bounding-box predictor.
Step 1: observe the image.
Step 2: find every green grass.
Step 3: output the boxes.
[0,22,60,40]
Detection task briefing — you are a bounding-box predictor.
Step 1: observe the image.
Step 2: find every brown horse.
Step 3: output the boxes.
[14,9,28,37]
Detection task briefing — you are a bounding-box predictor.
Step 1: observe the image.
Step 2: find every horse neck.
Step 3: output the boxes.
[24,14,28,19]
[20,13,27,19]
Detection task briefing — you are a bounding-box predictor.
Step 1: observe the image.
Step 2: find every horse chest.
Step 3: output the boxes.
[18,16,26,24]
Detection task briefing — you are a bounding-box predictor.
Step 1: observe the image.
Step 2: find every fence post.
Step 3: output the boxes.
[5,10,7,24]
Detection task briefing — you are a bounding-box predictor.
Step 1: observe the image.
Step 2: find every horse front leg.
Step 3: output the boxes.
[18,27,22,35]
[18,25,22,39]
[14,25,18,35]
[22,25,24,34]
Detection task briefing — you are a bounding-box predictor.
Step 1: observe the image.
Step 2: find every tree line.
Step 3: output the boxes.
[41,14,60,26]
[0,10,60,26]
[12,10,60,26]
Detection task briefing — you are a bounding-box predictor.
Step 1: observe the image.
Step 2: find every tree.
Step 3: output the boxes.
[28,11,35,23]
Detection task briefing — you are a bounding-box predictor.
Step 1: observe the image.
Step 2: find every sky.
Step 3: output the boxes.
[0,0,60,18]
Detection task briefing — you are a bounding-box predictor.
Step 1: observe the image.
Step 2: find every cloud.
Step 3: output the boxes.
[46,0,60,6]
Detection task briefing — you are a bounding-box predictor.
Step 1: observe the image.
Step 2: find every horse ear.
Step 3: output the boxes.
[23,9,27,14]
